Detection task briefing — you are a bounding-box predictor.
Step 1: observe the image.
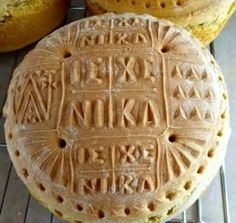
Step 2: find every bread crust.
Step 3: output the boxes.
[4,13,230,223]
[85,0,236,45]
[0,0,70,52]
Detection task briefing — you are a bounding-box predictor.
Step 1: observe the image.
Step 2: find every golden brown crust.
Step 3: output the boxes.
[85,0,236,45]
[0,0,70,52]
[86,0,107,15]
[186,8,236,45]
[4,13,230,223]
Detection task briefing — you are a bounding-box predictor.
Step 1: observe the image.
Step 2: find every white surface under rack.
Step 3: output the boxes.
[0,1,234,223]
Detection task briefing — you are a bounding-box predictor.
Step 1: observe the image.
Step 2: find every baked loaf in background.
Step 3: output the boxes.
[86,0,236,45]
[0,0,70,52]
[4,13,230,223]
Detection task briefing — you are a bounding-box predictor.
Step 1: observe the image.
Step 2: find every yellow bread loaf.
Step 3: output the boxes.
[0,0,70,52]
[4,13,230,223]
[85,0,236,45]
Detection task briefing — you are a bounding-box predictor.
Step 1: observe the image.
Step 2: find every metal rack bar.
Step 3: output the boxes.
[69,6,86,10]
[220,165,231,223]
[0,164,12,215]
[210,42,231,223]
[182,211,187,223]
[23,194,31,223]
[196,199,204,223]
[169,221,198,223]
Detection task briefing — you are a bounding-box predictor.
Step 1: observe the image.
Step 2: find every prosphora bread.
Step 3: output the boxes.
[0,0,70,52]
[4,13,230,223]
[86,0,236,45]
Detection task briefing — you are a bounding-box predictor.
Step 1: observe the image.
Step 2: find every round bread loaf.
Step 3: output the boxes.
[0,0,70,52]
[85,0,236,45]
[4,13,230,223]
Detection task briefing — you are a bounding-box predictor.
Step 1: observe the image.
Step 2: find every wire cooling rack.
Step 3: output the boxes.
[0,2,231,223]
